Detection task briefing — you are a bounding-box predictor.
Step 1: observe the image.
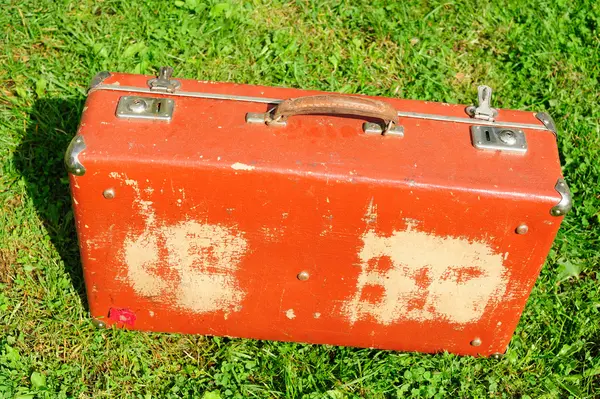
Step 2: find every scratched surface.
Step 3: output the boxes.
[70,76,565,356]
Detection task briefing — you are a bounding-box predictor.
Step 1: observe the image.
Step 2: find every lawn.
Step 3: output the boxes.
[1,0,599,398]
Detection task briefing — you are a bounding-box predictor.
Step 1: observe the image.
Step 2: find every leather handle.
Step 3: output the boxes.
[269,94,399,128]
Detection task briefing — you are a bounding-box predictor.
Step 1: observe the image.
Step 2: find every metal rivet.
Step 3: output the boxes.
[128,98,148,113]
[103,188,116,199]
[297,271,310,281]
[470,337,482,347]
[92,319,106,329]
[515,224,529,234]
[491,353,504,360]
[499,130,517,145]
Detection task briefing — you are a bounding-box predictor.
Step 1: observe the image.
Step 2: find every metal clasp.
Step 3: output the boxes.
[466,85,498,122]
[116,96,175,121]
[471,126,527,154]
[147,66,181,93]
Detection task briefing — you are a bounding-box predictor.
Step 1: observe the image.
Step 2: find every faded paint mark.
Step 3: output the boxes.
[320,211,334,236]
[286,309,296,319]
[364,197,377,224]
[231,162,255,171]
[111,174,248,315]
[125,219,247,315]
[313,312,321,319]
[261,226,284,242]
[342,201,509,325]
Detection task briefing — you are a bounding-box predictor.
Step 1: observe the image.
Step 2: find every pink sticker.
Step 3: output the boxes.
[108,308,137,327]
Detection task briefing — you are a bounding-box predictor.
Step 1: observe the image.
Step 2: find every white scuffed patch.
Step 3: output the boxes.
[125,220,247,314]
[114,174,248,315]
[313,312,321,319]
[231,162,255,171]
[286,309,296,319]
[364,197,377,224]
[320,211,334,236]
[261,226,284,242]
[342,201,509,326]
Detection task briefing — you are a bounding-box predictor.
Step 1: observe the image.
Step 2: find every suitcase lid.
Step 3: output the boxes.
[71,67,567,211]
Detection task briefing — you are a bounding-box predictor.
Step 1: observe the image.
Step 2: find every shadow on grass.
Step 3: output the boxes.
[14,97,88,309]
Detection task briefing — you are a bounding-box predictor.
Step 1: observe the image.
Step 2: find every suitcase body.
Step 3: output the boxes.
[66,68,570,356]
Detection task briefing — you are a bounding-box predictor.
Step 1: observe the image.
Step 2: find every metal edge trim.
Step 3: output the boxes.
[91,84,553,132]
[65,135,86,176]
[88,71,111,91]
[535,112,557,137]
[550,178,572,216]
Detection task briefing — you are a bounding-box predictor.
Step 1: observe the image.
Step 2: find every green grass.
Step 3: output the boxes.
[1,0,599,397]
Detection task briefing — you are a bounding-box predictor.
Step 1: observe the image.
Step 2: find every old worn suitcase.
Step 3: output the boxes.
[66,67,571,356]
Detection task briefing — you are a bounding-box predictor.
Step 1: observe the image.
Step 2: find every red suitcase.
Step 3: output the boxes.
[66,67,571,356]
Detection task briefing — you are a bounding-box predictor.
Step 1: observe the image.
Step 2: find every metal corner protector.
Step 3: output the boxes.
[550,178,572,216]
[88,71,111,92]
[535,112,557,137]
[65,135,86,176]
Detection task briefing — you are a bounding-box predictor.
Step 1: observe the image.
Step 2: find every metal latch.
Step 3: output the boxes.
[466,85,498,122]
[116,96,175,121]
[471,126,527,154]
[147,66,181,93]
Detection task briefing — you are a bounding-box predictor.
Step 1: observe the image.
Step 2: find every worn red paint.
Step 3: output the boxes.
[68,72,567,356]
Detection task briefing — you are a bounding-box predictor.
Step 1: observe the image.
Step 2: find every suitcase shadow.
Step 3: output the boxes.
[14,98,88,309]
